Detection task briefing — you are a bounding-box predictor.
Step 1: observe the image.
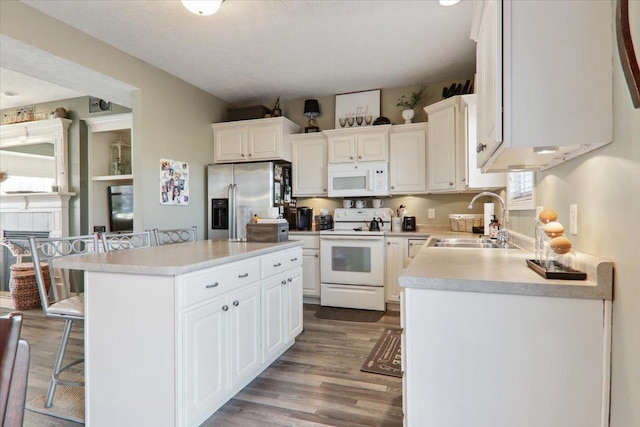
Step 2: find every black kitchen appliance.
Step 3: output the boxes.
[296,207,313,231]
[402,216,416,231]
[314,215,333,230]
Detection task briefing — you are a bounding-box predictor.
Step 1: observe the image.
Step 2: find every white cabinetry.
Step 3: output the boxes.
[424,96,504,193]
[389,124,427,194]
[325,125,391,164]
[291,134,327,196]
[385,237,427,302]
[295,234,321,299]
[403,288,611,427]
[83,113,133,232]
[471,0,612,172]
[211,117,301,163]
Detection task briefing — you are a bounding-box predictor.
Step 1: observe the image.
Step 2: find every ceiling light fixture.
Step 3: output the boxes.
[439,0,460,6]
[181,0,224,16]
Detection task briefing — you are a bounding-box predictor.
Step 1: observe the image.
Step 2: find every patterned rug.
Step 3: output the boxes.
[361,328,403,378]
[26,385,84,424]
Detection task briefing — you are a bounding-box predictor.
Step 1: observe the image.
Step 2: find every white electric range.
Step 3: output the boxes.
[319,208,393,311]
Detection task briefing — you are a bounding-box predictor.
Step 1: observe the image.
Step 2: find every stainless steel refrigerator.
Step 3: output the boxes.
[207,162,291,240]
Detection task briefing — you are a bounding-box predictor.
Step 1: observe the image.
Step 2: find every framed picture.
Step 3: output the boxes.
[159,159,190,205]
[335,89,380,129]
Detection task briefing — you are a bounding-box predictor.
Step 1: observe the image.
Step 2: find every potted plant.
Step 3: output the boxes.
[271,97,282,117]
[396,86,425,124]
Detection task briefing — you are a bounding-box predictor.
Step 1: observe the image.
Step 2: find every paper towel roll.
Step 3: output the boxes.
[484,203,495,234]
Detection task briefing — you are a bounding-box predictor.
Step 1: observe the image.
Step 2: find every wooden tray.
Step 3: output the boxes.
[526,259,586,280]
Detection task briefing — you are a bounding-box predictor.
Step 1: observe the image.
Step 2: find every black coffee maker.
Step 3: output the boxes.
[296,207,313,230]
[402,216,417,231]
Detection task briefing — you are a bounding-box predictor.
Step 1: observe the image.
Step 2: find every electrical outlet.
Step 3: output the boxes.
[428,209,436,219]
[569,204,578,235]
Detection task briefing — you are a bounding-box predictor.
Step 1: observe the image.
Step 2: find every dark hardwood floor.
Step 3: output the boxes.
[2,304,402,427]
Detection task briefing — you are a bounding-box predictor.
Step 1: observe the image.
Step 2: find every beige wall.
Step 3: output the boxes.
[1,0,228,239]
[509,6,640,424]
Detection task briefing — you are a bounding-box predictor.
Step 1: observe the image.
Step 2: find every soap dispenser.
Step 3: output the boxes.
[489,215,499,238]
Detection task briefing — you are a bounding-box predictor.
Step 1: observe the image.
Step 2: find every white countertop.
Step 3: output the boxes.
[400,232,613,300]
[54,239,303,276]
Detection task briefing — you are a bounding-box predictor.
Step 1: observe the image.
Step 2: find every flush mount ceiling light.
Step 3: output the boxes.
[439,0,460,6]
[181,0,224,16]
[533,146,559,154]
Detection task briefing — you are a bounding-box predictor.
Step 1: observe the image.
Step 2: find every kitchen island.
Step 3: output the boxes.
[399,233,612,427]
[55,239,304,427]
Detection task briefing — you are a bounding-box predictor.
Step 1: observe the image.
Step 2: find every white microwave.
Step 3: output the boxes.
[327,161,389,197]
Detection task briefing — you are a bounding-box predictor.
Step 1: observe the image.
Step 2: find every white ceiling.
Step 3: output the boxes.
[3,0,476,108]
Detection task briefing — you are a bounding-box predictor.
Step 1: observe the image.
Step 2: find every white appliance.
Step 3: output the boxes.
[320,207,393,311]
[327,161,389,197]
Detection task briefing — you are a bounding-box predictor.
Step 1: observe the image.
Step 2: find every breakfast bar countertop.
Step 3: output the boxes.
[54,239,303,276]
[399,231,613,301]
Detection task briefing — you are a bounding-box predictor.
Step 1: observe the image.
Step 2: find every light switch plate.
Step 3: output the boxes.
[569,204,578,235]
[428,209,435,219]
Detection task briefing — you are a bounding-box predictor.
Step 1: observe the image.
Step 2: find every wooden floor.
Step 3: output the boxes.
[2,304,403,427]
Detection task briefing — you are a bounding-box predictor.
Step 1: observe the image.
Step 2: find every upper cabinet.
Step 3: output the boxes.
[291,133,327,197]
[424,95,505,193]
[211,117,301,163]
[471,0,613,172]
[324,125,391,164]
[389,123,428,194]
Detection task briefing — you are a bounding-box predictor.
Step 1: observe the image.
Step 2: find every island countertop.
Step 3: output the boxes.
[54,239,303,276]
[399,234,613,300]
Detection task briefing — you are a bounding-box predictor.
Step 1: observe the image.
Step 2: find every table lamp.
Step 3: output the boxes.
[303,99,321,133]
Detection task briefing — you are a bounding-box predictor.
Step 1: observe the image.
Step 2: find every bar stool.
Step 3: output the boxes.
[28,234,99,408]
[100,230,152,252]
[152,226,197,246]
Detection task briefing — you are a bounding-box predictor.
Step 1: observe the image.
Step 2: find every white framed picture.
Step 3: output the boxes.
[159,158,190,205]
[335,89,380,129]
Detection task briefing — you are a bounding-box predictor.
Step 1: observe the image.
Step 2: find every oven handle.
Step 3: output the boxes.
[320,235,384,241]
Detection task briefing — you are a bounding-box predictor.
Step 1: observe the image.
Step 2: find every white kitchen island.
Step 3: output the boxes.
[55,239,304,427]
[399,235,613,427]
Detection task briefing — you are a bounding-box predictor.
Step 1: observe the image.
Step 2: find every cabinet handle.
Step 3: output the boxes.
[449,182,454,186]
[290,257,298,262]
[241,153,245,157]
[233,300,239,306]
[238,273,249,278]
[205,282,219,289]
[350,156,354,160]
[287,277,292,283]
[315,254,319,258]
[358,155,362,159]
[462,178,466,182]
[222,305,229,312]
[323,189,327,192]
[248,153,252,157]
[273,262,282,267]
[391,186,395,189]
[476,143,487,153]
[281,280,286,285]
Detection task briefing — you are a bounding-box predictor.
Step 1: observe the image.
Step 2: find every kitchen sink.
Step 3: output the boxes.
[427,238,517,249]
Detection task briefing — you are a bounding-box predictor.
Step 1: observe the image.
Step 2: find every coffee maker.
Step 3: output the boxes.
[286,207,313,230]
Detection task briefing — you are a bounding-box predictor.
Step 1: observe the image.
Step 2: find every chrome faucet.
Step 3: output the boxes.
[468,191,509,243]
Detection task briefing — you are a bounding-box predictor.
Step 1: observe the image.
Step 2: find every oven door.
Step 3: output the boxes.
[320,234,384,286]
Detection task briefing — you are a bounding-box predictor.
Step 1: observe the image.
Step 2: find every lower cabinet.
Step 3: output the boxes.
[385,237,427,302]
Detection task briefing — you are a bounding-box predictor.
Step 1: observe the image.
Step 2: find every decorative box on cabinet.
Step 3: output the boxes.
[291,133,327,196]
[424,96,504,193]
[211,117,301,163]
[324,125,391,164]
[389,123,428,194]
[470,0,612,172]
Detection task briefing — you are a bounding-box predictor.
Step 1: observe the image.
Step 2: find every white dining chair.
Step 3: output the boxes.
[152,226,197,246]
[28,234,99,408]
[100,230,152,252]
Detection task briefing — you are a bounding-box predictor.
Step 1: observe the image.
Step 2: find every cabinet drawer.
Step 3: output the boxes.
[181,260,259,307]
[261,248,302,278]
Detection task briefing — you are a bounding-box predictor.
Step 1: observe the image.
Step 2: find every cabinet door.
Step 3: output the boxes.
[228,282,261,386]
[328,135,357,163]
[261,275,286,362]
[357,132,387,162]
[215,127,248,162]
[389,129,427,194]
[292,136,327,196]
[248,123,281,160]
[428,105,457,192]
[385,237,404,302]
[476,0,502,167]
[285,267,304,342]
[302,249,320,297]
[405,239,427,267]
[182,295,228,426]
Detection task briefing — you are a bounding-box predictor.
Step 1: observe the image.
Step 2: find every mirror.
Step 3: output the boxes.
[0,118,70,193]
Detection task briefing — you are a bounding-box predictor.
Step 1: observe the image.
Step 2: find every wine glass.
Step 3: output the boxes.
[356,116,363,126]
[365,115,372,125]
[339,117,347,128]
[347,116,355,127]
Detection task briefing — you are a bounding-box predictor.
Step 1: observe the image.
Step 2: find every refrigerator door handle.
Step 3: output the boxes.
[227,183,235,240]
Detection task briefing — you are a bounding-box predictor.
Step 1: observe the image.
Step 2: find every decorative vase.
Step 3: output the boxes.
[402,109,415,124]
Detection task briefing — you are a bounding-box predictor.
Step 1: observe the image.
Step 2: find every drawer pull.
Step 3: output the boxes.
[233,300,239,306]
[273,262,282,267]
[290,257,298,262]
[287,277,293,283]
[205,282,219,289]
[281,280,286,285]
[222,305,229,312]
[238,273,249,278]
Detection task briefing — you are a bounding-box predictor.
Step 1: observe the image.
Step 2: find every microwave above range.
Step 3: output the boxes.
[327,161,389,198]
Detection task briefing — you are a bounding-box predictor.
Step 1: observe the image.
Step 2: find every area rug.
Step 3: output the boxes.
[314,306,385,322]
[26,385,84,424]
[361,328,403,378]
